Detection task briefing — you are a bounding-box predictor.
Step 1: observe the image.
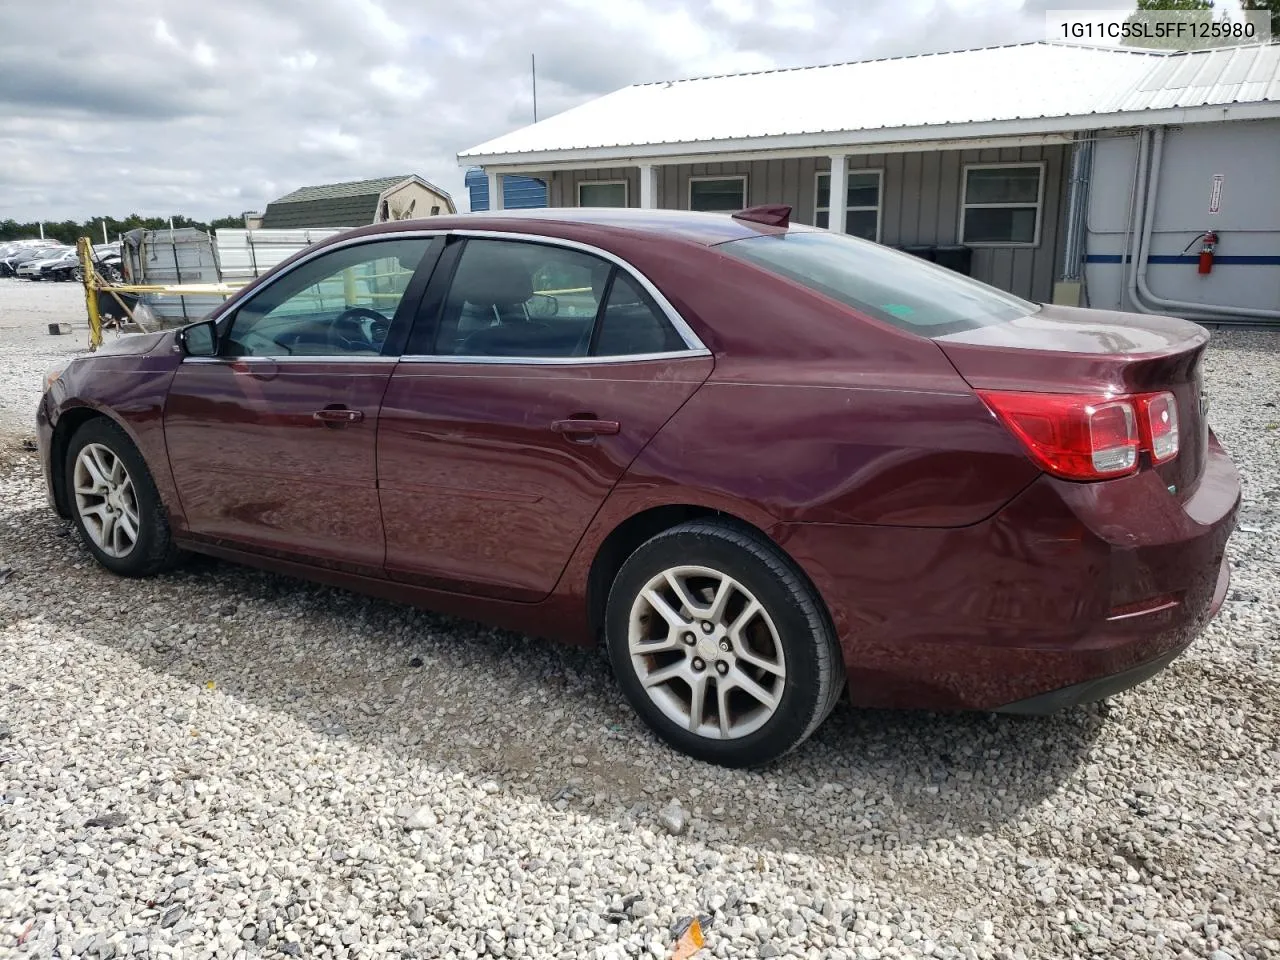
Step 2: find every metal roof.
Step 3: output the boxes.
[460,41,1280,164]
[1114,42,1280,111]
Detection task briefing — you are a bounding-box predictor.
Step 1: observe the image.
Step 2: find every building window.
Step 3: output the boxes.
[815,169,882,241]
[688,176,746,212]
[578,181,628,207]
[961,163,1044,246]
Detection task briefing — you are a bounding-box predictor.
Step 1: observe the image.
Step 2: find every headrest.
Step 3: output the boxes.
[451,246,533,306]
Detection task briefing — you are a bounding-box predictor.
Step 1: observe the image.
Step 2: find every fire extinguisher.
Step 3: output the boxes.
[1185,230,1218,275]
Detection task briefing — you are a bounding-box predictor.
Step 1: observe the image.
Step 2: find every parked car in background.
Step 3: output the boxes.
[90,244,124,283]
[15,247,73,279]
[1,242,63,277]
[35,207,1240,767]
[18,247,76,280]
[42,249,84,282]
[1,242,122,282]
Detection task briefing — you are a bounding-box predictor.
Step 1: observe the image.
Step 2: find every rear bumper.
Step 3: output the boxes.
[997,643,1184,715]
[776,437,1240,712]
[995,553,1228,714]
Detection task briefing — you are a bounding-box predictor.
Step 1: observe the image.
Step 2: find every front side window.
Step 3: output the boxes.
[961,164,1043,245]
[815,170,882,241]
[718,229,1037,337]
[432,238,684,359]
[689,177,746,212]
[578,181,628,207]
[223,237,430,357]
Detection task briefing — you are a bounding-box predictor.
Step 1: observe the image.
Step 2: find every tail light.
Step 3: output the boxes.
[1138,391,1179,463]
[979,390,1179,482]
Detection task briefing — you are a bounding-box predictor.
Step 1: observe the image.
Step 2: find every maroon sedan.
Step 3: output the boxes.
[36,208,1239,767]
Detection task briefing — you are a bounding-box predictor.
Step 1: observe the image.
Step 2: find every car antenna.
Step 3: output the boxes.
[732,205,791,228]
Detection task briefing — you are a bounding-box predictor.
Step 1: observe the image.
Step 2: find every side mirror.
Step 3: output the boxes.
[178,319,218,357]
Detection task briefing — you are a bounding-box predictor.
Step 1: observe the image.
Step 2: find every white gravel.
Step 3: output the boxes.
[1,279,1279,959]
[0,279,89,435]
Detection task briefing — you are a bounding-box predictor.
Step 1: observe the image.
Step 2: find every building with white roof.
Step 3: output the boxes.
[460,41,1280,320]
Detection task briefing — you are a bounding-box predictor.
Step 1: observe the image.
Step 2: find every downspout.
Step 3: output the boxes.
[1059,133,1093,284]
[1115,133,1143,310]
[1131,126,1280,320]
[1124,130,1151,314]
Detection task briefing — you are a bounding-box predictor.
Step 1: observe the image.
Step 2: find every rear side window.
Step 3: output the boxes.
[592,274,685,356]
[432,237,686,359]
[717,230,1037,336]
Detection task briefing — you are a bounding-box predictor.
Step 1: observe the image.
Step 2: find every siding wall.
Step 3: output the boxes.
[380,181,455,217]
[547,167,641,207]
[1084,120,1280,316]
[537,143,1070,301]
[465,169,548,211]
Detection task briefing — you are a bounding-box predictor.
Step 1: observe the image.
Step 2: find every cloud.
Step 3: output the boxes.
[2,0,1061,221]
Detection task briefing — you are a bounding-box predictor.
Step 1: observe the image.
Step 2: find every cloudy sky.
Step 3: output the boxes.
[1,0,1135,222]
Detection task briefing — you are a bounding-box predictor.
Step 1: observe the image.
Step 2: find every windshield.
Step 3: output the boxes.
[717,230,1038,337]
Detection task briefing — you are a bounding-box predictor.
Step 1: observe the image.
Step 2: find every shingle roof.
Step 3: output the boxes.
[259,195,379,229]
[459,41,1280,162]
[271,175,416,204]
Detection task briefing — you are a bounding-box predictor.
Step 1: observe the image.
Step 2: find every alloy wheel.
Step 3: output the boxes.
[628,565,787,740]
[73,442,140,558]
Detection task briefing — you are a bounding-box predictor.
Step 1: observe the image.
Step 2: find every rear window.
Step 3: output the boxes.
[717,230,1038,336]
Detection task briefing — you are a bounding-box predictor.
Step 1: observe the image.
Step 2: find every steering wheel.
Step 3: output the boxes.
[329,307,390,351]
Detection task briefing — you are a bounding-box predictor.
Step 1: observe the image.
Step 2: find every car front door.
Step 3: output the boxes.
[163,234,440,573]
[378,234,714,602]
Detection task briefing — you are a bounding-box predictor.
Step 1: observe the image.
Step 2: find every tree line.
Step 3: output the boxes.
[0,213,251,246]
[1124,0,1279,48]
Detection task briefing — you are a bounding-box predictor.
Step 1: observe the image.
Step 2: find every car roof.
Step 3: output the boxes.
[367,207,809,247]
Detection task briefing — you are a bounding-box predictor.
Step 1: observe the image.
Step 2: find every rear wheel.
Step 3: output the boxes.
[65,418,180,577]
[606,519,844,767]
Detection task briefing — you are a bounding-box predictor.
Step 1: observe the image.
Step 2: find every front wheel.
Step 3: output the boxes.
[65,418,181,577]
[605,519,844,767]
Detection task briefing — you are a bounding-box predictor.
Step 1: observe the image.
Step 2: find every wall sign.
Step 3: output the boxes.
[1209,174,1224,215]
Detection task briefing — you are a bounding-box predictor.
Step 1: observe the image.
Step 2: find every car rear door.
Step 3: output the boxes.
[163,234,442,573]
[377,233,713,602]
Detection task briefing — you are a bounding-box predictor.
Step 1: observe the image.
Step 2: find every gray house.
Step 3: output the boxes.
[460,41,1280,321]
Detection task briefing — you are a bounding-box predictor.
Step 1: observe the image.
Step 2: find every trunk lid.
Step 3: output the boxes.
[935,304,1210,498]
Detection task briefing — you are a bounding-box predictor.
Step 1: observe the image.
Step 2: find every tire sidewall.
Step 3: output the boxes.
[65,419,164,576]
[606,526,832,767]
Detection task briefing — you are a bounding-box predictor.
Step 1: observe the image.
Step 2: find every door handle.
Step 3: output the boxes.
[313,407,364,425]
[551,417,620,438]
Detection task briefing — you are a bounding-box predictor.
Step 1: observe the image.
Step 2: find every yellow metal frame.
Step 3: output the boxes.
[78,236,247,351]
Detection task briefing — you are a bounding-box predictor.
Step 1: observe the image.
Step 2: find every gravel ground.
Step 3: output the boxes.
[1,278,1279,960]
[0,280,90,436]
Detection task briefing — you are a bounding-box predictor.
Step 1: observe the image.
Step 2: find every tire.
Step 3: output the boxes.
[605,519,844,767]
[64,418,181,577]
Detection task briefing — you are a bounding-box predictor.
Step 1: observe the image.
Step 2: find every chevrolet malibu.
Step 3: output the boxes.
[36,208,1240,767]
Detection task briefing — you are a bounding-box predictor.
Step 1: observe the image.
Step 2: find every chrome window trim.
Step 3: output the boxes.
[182,355,399,365]
[398,348,710,366]
[200,226,711,364]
